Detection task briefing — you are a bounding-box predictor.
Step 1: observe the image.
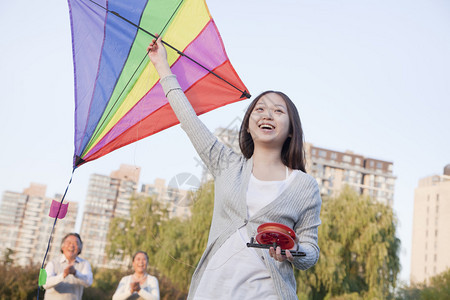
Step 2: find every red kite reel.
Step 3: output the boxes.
[247,222,305,257]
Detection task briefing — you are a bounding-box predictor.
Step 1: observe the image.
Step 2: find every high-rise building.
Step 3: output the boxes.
[79,164,141,269]
[211,127,396,205]
[0,183,78,266]
[306,144,396,206]
[410,165,450,284]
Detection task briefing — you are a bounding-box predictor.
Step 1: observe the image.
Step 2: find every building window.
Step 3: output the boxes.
[330,152,337,160]
[376,162,382,169]
[343,155,352,163]
[319,150,326,158]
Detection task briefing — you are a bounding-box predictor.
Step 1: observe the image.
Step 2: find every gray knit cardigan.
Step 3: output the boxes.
[160,75,322,300]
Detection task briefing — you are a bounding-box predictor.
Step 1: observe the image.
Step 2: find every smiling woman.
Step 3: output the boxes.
[147,36,322,299]
[43,233,93,300]
[112,251,160,300]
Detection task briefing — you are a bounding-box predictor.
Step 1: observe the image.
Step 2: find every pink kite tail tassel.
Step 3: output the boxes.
[49,200,69,219]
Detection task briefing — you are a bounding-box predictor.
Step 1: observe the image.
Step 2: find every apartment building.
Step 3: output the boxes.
[306,144,396,206]
[79,164,141,268]
[0,183,78,266]
[410,165,450,283]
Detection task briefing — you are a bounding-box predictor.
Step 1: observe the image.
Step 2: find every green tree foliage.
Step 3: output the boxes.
[0,263,40,300]
[82,267,128,300]
[107,195,169,267]
[296,186,401,299]
[396,268,450,300]
[2,248,15,266]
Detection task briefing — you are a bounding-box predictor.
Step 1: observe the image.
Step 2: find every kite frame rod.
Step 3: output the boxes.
[87,0,251,98]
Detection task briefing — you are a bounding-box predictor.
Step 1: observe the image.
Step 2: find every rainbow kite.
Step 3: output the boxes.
[68,0,250,167]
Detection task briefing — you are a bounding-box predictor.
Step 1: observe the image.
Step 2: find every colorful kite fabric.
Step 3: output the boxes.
[68,0,249,167]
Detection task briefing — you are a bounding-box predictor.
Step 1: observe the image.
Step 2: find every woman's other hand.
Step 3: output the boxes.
[269,236,299,263]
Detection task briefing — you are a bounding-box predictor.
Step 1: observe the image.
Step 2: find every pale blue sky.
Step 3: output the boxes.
[1,0,449,284]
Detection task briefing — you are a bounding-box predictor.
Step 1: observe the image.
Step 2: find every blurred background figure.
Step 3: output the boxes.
[112,251,160,300]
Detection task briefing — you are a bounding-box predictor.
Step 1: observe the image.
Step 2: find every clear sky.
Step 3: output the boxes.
[1,0,449,284]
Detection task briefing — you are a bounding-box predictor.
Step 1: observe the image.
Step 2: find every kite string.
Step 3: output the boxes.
[147,221,196,269]
[36,168,75,300]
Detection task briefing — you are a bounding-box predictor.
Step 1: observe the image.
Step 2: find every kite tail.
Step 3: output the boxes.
[36,168,75,300]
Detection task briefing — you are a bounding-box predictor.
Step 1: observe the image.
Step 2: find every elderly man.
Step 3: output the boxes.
[43,233,93,300]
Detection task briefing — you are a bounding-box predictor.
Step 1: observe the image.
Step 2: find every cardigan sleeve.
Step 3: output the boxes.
[160,75,241,177]
[291,179,322,270]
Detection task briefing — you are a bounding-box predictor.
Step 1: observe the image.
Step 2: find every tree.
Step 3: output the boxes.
[1,248,15,266]
[106,195,170,267]
[396,268,450,300]
[0,263,40,300]
[422,268,450,299]
[296,186,401,299]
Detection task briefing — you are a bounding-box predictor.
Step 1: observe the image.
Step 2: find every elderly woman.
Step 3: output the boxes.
[44,233,93,300]
[112,251,160,300]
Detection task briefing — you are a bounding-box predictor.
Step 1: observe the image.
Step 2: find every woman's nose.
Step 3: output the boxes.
[262,111,273,119]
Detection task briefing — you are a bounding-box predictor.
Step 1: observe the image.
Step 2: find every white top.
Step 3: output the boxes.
[194,168,299,299]
[44,255,93,300]
[112,274,160,300]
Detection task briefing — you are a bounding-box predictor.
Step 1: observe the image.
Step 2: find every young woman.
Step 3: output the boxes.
[147,37,321,300]
[112,251,160,300]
